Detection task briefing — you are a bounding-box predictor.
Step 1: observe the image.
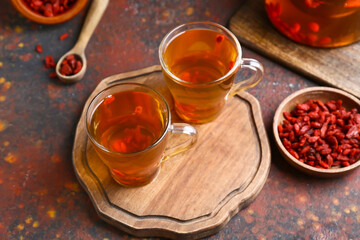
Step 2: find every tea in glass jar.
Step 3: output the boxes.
[265,0,360,47]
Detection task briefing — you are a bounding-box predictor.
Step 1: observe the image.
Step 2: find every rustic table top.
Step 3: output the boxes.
[0,0,359,239]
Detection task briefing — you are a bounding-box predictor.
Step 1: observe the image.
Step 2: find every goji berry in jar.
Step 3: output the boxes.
[265,0,360,47]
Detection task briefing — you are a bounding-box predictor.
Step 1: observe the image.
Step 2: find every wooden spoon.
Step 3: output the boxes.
[56,0,109,83]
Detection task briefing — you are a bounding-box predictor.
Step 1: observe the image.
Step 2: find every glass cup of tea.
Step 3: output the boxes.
[159,21,264,123]
[85,83,197,187]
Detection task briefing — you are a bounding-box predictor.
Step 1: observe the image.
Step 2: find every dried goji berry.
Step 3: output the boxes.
[343,148,351,155]
[292,142,300,149]
[59,33,69,41]
[310,121,321,128]
[320,148,331,155]
[299,125,310,135]
[279,98,360,169]
[297,103,310,111]
[23,0,78,17]
[346,125,359,138]
[319,160,329,169]
[43,3,54,17]
[289,149,300,159]
[278,125,283,134]
[316,100,329,112]
[299,137,307,146]
[326,154,333,167]
[300,145,311,154]
[73,61,82,74]
[280,132,289,138]
[308,136,319,143]
[332,161,341,166]
[337,155,349,161]
[307,161,315,166]
[341,161,350,167]
[59,54,83,76]
[354,114,360,124]
[283,112,293,121]
[60,63,72,76]
[326,101,337,111]
[44,56,56,68]
[35,44,43,53]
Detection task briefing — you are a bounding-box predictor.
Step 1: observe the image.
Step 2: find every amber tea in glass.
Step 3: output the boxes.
[89,91,165,154]
[86,83,197,187]
[265,0,360,47]
[159,22,264,123]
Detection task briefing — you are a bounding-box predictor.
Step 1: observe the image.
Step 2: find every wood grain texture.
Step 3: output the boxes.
[72,65,271,239]
[229,0,360,98]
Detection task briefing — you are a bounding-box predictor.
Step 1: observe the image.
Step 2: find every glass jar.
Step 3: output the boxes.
[265,0,360,47]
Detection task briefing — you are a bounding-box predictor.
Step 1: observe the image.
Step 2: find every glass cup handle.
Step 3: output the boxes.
[162,123,198,162]
[229,58,264,97]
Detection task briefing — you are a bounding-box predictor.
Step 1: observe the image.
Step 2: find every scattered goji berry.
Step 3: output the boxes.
[44,55,56,68]
[35,44,43,53]
[59,33,69,41]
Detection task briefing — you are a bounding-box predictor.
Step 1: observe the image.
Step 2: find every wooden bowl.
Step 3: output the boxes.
[10,0,88,24]
[273,87,360,177]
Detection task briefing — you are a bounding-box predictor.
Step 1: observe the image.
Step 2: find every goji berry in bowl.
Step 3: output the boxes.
[10,0,88,25]
[273,87,360,177]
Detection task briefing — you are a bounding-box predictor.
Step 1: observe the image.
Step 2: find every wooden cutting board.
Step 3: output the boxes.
[72,65,271,239]
[229,0,360,98]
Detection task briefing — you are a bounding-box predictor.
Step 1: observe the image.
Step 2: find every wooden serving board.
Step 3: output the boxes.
[229,0,360,98]
[72,65,271,239]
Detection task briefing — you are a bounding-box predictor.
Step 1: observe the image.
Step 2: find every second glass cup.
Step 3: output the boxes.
[159,21,264,123]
